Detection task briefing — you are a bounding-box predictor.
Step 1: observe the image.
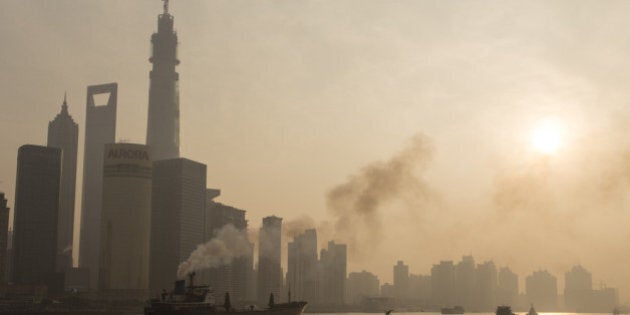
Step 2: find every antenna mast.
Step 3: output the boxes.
[162,0,169,14]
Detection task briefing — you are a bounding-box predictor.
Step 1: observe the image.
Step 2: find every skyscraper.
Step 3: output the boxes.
[150,158,207,294]
[319,241,347,306]
[258,216,282,304]
[474,261,497,311]
[525,270,557,311]
[99,143,152,292]
[47,94,79,271]
[146,0,180,160]
[497,267,518,306]
[431,261,455,307]
[393,260,409,301]
[564,265,592,311]
[79,82,117,289]
[12,145,61,287]
[203,190,253,303]
[287,229,318,303]
[0,193,9,283]
[455,255,475,310]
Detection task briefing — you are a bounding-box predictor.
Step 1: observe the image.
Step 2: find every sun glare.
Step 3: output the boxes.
[531,118,565,155]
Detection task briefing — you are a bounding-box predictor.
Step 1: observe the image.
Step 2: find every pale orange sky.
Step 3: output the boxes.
[2,0,630,300]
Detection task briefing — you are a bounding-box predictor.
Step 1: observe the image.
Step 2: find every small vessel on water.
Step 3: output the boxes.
[441,306,465,314]
[496,306,516,315]
[528,304,538,315]
[145,273,307,315]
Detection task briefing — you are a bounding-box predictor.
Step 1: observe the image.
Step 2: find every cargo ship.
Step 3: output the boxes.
[145,273,307,315]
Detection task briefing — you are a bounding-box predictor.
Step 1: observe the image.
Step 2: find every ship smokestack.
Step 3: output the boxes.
[188,272,196,288]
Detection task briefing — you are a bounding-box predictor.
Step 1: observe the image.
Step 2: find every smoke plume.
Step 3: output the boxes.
[326,134,440,257]
[177,224,252,279]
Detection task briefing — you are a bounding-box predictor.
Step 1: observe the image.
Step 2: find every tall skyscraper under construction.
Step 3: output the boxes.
[146,0,180,161]
[79,83,117,289]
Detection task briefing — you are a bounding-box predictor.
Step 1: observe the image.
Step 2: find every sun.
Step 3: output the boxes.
[530,118,565,155]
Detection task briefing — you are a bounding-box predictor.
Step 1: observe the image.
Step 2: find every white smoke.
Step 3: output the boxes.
[177,224,252,279]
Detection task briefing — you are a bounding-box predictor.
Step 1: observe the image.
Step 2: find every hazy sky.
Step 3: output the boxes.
[3,0,630,300]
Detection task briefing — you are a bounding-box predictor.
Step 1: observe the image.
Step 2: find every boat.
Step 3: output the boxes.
[441,306,465,314]
[528,304,538,315]
[496,306,516,315]
[145,273,307,315]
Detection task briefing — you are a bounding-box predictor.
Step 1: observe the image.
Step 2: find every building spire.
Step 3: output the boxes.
[163,0,169,14]
[61,91,68,114]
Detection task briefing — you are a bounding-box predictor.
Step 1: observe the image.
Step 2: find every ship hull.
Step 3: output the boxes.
[145,301,307,315]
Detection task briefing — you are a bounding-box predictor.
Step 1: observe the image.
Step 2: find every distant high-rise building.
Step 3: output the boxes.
[319,241,347,305]
[203,189,253,303]
[0,193,9,283]
[12,145,61,288]
[347,271,379,305]
[47,94,79,271]
[149,158,206,294]
[455,256,475,310]
[409,274,431,305]
[525,270,557,311]
[393,260,409,301]
[287,229,318,303]
[474,261,497,311]
[431,261,455,307]
[146,1,180,160]
[497,267,518,306]
[564,265,592,312]
[79,83,117,289]
[257,216,282,304]
[99,143,152,292]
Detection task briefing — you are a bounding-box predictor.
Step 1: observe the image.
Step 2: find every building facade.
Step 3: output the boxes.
[47,94,79,271]
[525,270,557,311]
[319,241,347,306]
[146,2,180,160]
[257,216,282,304]
[0,193,10,283]
[393,260,409,301]
[431,261,455,307]
[150,158,207,293]
[99,143,152,292]
[12,145,62,288]
[204,190,253,303]
[287,229,318,303]
[347,271,379,305]
[497,267,518,306]
[79,83,117,289]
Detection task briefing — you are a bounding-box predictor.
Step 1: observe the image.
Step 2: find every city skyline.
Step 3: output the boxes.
[3,0,630,303]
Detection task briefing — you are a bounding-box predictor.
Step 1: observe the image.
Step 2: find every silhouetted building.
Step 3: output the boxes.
[287,229,318,303]
[393,260,409,301]
[79,83,117,289]
[146,1,180,160]
[431,261,455,307]
[381,282,394,297]
[47,94,79,271]
[564,265,592,312]
[150,158,207,294]
[99,143,152,292]
[497,267,518,306]
[409,274,431,305]
[203,190,253,303]
[455,255,475,310]
[257,216,282,304]
[525,270,557,311]
[474,261,497,311]
[347,271,379,305]
[12,145,62,290]
[0,193,9,283]
[319,241,346,305]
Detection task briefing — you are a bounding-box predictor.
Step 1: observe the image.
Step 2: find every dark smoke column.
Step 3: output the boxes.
[146,0,180,160]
